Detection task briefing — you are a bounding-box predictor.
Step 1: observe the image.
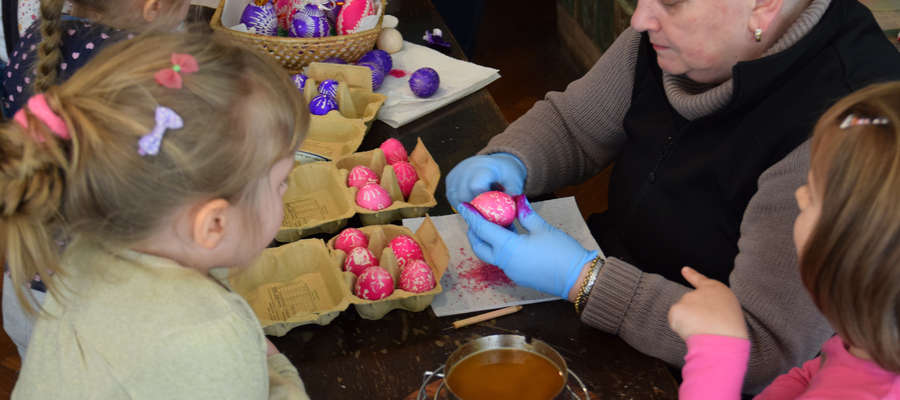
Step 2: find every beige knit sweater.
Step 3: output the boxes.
[481,0,836,393]
[12,238,309,400]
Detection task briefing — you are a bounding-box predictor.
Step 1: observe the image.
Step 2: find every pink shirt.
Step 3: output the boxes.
[680,335,900,399]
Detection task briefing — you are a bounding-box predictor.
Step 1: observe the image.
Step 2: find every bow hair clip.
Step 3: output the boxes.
[840,113,890,130]
[154,53,198,89]
[138,106,183,156]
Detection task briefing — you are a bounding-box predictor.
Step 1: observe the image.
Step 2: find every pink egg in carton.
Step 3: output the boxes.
[277,137,440,242]
[226,216,449,336]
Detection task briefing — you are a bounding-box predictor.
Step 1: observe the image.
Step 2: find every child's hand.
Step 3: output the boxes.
[266,337,280,356]
[668,267,748,341]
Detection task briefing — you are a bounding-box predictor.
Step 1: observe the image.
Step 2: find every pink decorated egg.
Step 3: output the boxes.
[334,228,369,254]
[470,191,517,226]
[388,235,424,269]
[343,246,379,276]
[354,266,395,300]
[380,138,408,165]
[274,0,303,31]
[347,165,379,188]
[356,183,393,211]
[336,0,376,35]
[391,161,418,199]
[399,259,435,293]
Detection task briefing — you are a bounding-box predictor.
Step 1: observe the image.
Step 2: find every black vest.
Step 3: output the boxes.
[600,0,900,284]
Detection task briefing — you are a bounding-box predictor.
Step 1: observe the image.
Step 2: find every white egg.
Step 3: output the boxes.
[377,28,404,54]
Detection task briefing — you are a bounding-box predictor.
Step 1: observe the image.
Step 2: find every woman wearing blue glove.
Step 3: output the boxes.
[447,0,900,394]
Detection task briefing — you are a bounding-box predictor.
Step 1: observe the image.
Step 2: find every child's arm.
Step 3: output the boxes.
[267,338,311,400]
[753,356,822,400]
[669,267,751,400]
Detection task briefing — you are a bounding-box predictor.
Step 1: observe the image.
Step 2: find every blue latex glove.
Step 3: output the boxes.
[457,195,599,298]
[445,153,527,209]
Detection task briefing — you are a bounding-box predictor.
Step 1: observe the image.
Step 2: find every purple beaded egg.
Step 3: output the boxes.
[322,56,347,64]
[290,4,331,38]
[241,0,278,36]
[318,79,339,97]
[356,61,385,90]
[291,73,308,90]
[358,50,392,75]
[409,67,440,98]
[309,94,338,115]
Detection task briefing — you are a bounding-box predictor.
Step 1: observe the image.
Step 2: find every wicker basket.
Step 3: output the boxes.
[210,0,383,74]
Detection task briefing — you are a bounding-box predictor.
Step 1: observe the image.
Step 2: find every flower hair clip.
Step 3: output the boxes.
[154,53,198,89]
[840,113,890,130]
[138,106,183,156]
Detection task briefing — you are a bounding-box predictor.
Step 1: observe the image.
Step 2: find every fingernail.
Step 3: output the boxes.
[514,195,532,219]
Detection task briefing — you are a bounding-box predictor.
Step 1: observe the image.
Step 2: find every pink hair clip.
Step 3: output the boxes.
[13,94,70,142]
[840,114,890,130]
[154,53,198,89]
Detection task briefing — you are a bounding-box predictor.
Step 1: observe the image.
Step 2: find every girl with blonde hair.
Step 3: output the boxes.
[668,81,900,398]
[2,31,311,399]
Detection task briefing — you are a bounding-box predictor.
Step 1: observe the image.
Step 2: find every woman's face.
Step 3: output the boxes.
[793,172,822,257]
[630,0,756,83]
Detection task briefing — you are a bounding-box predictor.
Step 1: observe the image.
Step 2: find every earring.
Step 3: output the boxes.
[754,28,763,42]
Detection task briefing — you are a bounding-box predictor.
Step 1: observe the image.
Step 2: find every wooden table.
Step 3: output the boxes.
[263,1,679,398]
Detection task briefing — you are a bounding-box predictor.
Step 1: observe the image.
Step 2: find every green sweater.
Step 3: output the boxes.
[13,238,309,399]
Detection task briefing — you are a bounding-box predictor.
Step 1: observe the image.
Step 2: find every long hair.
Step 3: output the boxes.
[803,81,900,372]
[1,31,308,315]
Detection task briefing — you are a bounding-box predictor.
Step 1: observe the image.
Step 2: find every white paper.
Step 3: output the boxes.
[403,197,602,317]
[221,0,250,27]
[375,41,500,128]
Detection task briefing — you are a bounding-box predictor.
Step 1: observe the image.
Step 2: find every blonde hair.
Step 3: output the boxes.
[804,81,900,372]
[1,31,308,314]
[36,0,188,92]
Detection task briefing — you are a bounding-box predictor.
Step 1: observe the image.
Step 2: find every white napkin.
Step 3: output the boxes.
[375,41,500,128]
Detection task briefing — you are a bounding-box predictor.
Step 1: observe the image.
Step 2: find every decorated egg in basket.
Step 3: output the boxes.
[241,0,278,36]
[290,4,331,38]
[337,0,376,35]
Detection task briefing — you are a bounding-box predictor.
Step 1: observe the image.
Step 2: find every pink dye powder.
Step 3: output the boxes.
[389,69,407,78]
[453,247,514,293]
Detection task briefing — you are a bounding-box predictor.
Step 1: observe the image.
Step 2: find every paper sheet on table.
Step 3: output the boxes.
[403,197,602,317]
[376,41,501,128]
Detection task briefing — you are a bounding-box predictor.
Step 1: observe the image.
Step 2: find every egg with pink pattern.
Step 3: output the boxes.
[391,161,418,199]
[343,246,379,276]
[356,183,392,211]
[379,138,408,165]
[470,191,517,226]
[347,165,379,188]
[334,228,369,254]
[388,235,424,269]
[399,259,435,293]
[354,266,395,300]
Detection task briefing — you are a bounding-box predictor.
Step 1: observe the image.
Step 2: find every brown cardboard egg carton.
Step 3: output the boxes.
[277,137,440,242]
[297,62,387,161]
[229,216,449,336]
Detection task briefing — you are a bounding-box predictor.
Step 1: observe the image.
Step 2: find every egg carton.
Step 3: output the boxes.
[228,216,449,336]
[277,137,440,242]
[297,62,387,161]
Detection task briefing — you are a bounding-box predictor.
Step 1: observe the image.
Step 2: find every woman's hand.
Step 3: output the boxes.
[446,153,527,208]
[457,195,598,298]
[668,267,748,341]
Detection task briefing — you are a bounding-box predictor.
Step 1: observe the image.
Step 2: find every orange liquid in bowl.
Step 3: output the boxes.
[445,348,566,400]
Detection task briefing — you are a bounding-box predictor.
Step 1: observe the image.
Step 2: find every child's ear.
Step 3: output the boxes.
[142,0,163,22]
[192,199,231,250]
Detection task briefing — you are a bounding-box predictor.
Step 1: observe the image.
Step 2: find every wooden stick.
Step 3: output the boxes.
[452,306,523,329]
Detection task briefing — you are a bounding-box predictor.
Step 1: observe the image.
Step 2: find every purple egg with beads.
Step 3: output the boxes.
[409,67,440,98]
[291,73,308,90]
[290,4,330,38]
[309,94,338,115]
[241,0,278,36]
[322,56,347,64]
[357,61,385,90]
[358,49,392,75]
[318,79,339,97]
